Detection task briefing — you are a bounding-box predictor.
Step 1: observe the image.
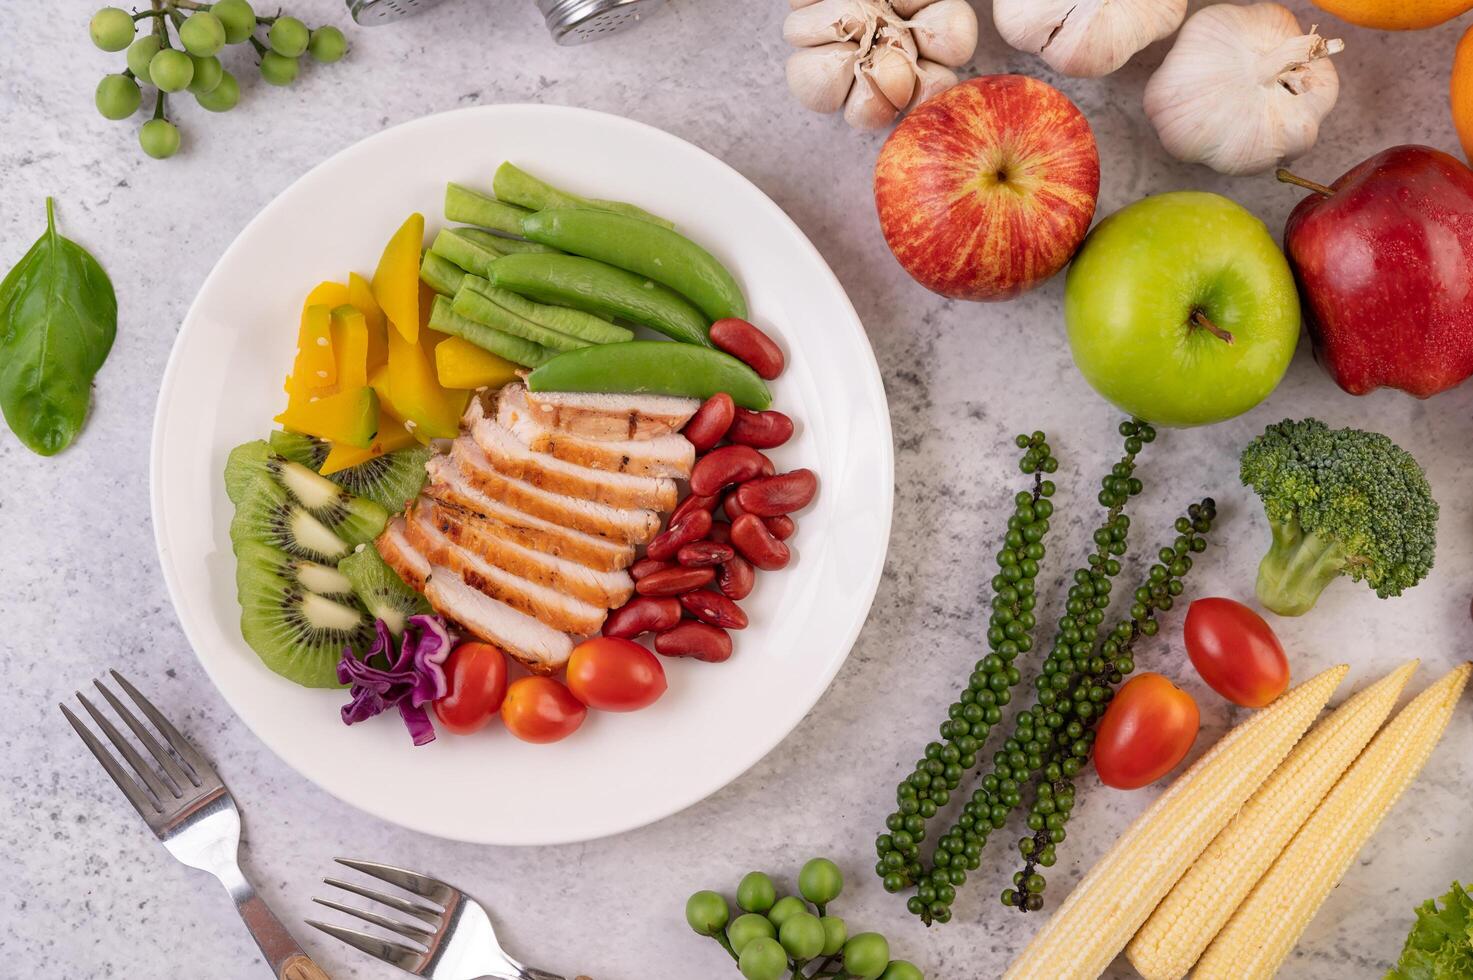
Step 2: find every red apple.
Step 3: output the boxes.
[1281,144,1473,398]
[873,75,1100,302]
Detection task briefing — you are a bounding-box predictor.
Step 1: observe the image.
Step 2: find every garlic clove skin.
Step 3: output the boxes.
[786,41,862,113]
[844,69,901,129]
[1145,3,1342,175]
[866,34,918,109]
[889,0,940,15]
[907,58,959,110]
[903,0,978,68]
[783,0,876,47]
[994,0,1187,78]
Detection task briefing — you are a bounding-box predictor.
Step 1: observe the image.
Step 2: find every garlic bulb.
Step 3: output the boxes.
[994,0,1187,78]
[781,0,978,130]
[1145,3,1342,175]
[787,42,863,112]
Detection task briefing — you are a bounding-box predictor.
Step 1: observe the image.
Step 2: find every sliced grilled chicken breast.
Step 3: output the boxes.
[466,402,678,511]
[374,520,573,673]
[451,439,662,544]
[423,455,637,572]
[497,384,695,479]
[415,498,634,609]
[404,508,608,636]
[521,388,700,441]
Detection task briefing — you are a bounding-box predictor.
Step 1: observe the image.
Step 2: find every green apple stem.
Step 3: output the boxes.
[1190,309,1234,345]
[1275,168,1335,197]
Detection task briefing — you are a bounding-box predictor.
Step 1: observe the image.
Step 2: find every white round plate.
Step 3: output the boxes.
[151,105,893,845]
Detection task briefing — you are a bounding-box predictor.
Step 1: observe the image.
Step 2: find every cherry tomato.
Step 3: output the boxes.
[1184,597,1290,708]
[1093,673,1199,790]
[432,642,509,735]
[500,676,587,744]
[566,636,667,712]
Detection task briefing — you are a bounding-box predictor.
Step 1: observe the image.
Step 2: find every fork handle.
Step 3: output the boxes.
[231,884,330,979]
[279,953,331,980]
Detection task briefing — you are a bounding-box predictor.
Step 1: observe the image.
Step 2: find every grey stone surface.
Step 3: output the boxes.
[2,1,1471,977]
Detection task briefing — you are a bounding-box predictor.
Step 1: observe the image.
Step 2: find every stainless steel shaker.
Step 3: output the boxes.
[345,0,666,44]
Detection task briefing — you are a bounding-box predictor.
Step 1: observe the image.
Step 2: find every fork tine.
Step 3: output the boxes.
[74,693,175,804]
[108,670,214,784]
[312,897,436,942]
[93,679,192,794]
[324,877,443,924]
[306,919,424,970]
[60,703,162,817]
[335,858,456,903]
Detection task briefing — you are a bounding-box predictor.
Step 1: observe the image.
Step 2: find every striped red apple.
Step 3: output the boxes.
[874,75,1100,302]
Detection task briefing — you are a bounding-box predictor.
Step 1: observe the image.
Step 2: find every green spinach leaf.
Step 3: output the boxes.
[0,197,117,456]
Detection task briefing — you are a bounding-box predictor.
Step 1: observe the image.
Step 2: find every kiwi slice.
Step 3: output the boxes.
[338,544,431,635]
[265,430,430,514]
[236,552,373,688]
[236,539,354,599]
[229,474,351,564]
[227,440,388,545]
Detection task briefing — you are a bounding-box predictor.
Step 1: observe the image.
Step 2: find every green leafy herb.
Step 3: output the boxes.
[1388,882,1473,980]
[0,198,117,455]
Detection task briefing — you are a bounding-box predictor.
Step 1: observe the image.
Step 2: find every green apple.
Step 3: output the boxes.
[1064,192,1300,427]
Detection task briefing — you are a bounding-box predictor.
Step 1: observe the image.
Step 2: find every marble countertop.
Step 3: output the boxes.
[3,1,1470,977]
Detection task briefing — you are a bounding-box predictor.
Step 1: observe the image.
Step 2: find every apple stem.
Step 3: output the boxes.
[1190,309,1234,345]
[1275,168,1335,197]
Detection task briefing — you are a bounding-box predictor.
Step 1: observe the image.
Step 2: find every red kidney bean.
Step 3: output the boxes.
[603,597,681,639]
[654,622,733,663]
[682,393,735,451]
[717,556,755,600]
[734,469,818,517]
[722,489,748,520]
[630,557,672,581]
[765,515,796,541]
[708,520,732,544]
[680,590,748,630]
[677,541,735,567]
[635,565,716,596]
[710,318,785,380]
[645,507,714,561]
[730,513,791,571]
[690,445,774,496]
[669,492,719,526]
[727,409,794,449]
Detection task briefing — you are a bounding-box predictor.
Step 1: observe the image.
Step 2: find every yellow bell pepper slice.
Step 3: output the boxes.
[435,336,521,390]
[329,305,370,391]
[320,411,418,475]
[386,325,464,440]
[274,386,380,448]
[372,213,424,344]
[348,271,388,371]
[284,303,335,409]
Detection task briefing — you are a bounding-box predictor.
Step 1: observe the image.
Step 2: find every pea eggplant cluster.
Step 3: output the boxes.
[873,421,1220,923]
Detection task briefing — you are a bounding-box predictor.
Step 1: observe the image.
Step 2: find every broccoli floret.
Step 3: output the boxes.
[1239,418,1438,617]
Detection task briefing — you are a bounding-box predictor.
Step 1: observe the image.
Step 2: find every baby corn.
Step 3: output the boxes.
[1003,664,1348,980]
[1195,661,1472,980]
[1126,660,1419,980]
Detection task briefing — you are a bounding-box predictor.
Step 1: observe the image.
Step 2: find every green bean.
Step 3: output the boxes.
[526,341,771,410]
[451,285,589,353]
[456,227,560,256]
[488,253,712,347]
[430,228,500,279]
[428,295,553,368]
[492,162,674,230]
[521,209,746,322]
[462,277,632,345]
[444,183,530,236]
[419,251,465,297]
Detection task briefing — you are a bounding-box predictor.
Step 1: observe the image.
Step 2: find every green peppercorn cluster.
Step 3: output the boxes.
[89,1,348,159]
[872,431,1059,925]
[1003,497,1217,913]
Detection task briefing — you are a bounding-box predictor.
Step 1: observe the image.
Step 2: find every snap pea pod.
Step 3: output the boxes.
[493,162,675,230]
[521,209,747,323]
[488,253,712,347]
[526,341,771,410]
[462,276,633,345]
[452,284,589,353]
[431,228,500,279]
[456,226,560,256]
[444,183,531,236]
[428,295,553,368]
[419,250,466,296]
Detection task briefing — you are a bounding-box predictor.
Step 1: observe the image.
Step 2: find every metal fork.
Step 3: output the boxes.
[309,859,586,980]
[60,671,329,980]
